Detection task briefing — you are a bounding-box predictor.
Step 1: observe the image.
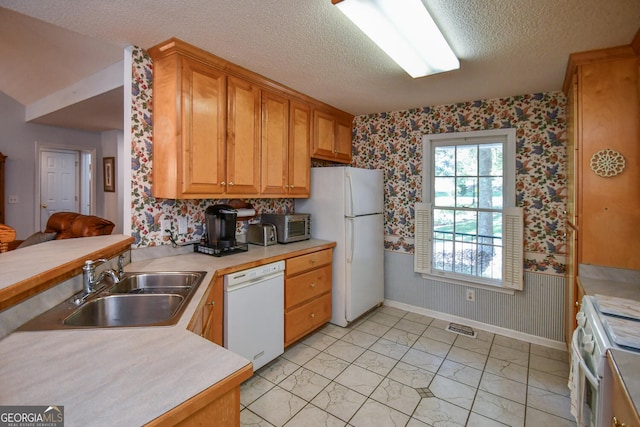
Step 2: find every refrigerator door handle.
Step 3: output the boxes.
[346,218,354,263]
[346,171,354,217]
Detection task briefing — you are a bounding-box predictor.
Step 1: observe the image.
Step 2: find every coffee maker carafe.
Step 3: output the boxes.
[205,204,237,249]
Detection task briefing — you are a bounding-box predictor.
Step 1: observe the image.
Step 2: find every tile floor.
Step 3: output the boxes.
[239,305,577,427]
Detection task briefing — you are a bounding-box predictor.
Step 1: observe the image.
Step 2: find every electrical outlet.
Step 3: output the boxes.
[177,217,188,234]
[465,289,475,302]
[8,195,18,204]
[161,219,171,236]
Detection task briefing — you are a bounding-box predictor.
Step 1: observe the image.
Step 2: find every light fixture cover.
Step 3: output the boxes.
[334,0,459,78]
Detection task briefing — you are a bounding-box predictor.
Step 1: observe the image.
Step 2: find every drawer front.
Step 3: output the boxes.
[285,264,332,308]
[285,292,332,345]
[286,249,332,276]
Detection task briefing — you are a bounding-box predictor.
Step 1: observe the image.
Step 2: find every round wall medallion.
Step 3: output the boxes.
[590,148,625,177]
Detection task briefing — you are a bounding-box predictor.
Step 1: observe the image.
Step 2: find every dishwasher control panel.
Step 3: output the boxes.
[224,261,285,287]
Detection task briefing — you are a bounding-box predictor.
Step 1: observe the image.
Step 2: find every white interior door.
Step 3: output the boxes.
[40,150,80,229]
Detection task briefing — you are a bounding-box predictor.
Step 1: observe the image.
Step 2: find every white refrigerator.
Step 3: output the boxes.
[295,167,384,327]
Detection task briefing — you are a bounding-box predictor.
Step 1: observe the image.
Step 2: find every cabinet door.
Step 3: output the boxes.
[260,91,289,196]
[579,58,640,269]
[607,353,640,427]
[152,55,226,198]
[312,109,337,159]
[334,116,353,162]
[182,58,227,196]
[312,109,352,164]
[202,277,223,346]
[288,101,311,197]
[227,76,261,195]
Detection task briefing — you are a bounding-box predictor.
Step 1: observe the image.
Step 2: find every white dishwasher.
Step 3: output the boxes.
[224,260,285,371]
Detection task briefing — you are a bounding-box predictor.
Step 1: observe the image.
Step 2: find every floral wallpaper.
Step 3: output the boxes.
[131,47,567,276]
[351,93,568,276]
[130,47,292,248]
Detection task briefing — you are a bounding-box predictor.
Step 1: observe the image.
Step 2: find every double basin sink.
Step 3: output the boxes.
[19,271,207,330]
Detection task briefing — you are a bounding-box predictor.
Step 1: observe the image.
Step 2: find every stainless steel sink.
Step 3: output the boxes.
[18,271,206,330]
[109,272,202,296]
[64,294,185,327]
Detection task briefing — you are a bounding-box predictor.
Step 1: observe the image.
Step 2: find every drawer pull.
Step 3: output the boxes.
[310,259,317,264]
[310,313,315,318]
[310,283,316,288]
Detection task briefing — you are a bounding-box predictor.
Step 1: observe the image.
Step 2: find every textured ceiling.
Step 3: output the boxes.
[0,0,638,130]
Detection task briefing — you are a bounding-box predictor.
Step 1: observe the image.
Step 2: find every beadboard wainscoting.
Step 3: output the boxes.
[384,251,565,347]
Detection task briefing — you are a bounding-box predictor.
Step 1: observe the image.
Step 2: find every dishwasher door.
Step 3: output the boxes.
[224,261,285,371]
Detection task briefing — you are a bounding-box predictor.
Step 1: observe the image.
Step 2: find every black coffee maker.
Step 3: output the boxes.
[205,204,237,249]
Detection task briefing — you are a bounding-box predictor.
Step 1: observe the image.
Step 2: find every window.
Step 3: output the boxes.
[415,129,523,290]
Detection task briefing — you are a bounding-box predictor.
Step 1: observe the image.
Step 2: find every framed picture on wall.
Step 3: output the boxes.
[103,157,115,192]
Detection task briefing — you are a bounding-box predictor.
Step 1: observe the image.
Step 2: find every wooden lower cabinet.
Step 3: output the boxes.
[607,352,640,427]
[284,248,333,347]
[146,363,252,427]
[188,276,223,346]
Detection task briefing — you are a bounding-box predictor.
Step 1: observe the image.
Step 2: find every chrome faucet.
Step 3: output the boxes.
[75,258,121,303]
[117,254,125,278]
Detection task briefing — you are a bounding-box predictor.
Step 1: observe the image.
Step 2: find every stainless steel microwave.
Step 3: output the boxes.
[260,213,311,243]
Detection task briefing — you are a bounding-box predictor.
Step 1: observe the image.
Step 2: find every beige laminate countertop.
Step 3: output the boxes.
[0,237,335,427]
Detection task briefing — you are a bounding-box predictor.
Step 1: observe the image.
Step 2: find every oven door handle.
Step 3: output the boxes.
[572,328,600,387]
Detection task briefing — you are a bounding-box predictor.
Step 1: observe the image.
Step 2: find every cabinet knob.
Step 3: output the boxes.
[41,203,47,209]
[612,416,626,427]
[310,259,316,264]
[290,185,294,189]
[221,181,226,186]
[207,301,215,306]
[229,182,234,187]
[575,301,581,308]
[310,313,315,318]
[310,283,316,288]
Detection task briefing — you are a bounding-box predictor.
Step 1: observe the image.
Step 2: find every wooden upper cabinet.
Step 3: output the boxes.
[149,45,227,199]
[568,51,640,270]
[148,37,352,198]
[312,109,354,164]
[261,91,290,196]
[227,76,261,195]
[261,95,311,197]
[288,101,311,197]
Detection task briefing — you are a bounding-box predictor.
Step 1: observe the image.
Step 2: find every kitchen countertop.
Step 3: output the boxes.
[578,264,640,301]
[578,264,640,419]
[0,237,335,426]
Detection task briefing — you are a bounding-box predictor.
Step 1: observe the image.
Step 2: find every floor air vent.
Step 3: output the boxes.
[446,322,477,338]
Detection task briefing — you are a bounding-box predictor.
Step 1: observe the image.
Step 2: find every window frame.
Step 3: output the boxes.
[418,128,521,291]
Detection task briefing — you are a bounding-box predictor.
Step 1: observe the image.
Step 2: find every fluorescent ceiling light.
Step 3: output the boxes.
[333,0,459,78]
